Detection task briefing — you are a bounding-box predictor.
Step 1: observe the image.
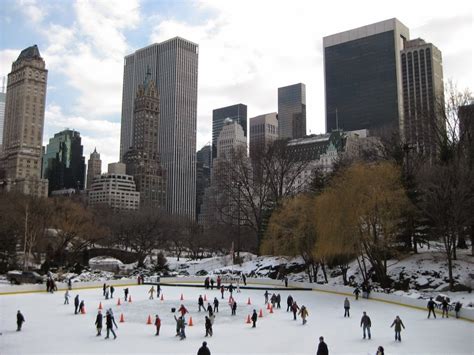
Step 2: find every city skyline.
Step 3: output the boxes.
[0,1,472,167]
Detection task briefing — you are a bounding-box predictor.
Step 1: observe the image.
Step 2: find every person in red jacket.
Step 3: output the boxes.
[154,314,161,336]
[178,304,188,317]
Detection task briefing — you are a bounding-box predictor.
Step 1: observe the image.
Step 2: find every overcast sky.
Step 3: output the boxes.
[1,0,472,168]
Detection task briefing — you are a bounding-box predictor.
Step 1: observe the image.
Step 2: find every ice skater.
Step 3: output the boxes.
[455,301,462,318]
[198,295,205,311]
[360,311,372,339]
[64,289,70,305]
[103,283,107,296]
[16,310,25,331]
[264,290,269,304]
[344,297,350,317]
[220,285,225,299]
[174,315,186,340]
[287,295,293,312]
[124,288,129,301]
[105,286,110,300]
[291,301,300,320]
[228,283,234,296]
[79,300,85,314]
[299,305,309,325]
[149,286,155,300]
[427,297,436,319]
[154,314,161,336]
[231,300,237,316]
[276,294,281,309]
[197,341,211,355]
[95,310,103,336]
[110,286,115,298]
[213,297,219,313]
[316,336,328,355]
[210,278,215,290]
[207,303,213,317]
[74,294,80,314]
[178,304,189,317]
[353,286,360,300]
[251,309,258,328]
[390,315,405,341]
[105,310,118,339]
[376,346,385,355]
[205,316,213,337]
[441,298,449,318]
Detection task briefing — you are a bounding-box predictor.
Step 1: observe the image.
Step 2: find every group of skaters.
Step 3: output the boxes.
[148,285,161,299]
[102,283,115,299]
[95,308,119,339]
[427,297,463,319]
[284,294,309,325]
[204,274,248,291]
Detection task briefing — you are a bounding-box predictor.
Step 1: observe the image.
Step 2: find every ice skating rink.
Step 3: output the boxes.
[1,284,472,354]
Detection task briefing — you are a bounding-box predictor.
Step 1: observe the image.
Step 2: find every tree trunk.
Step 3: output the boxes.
[321,263,328,283]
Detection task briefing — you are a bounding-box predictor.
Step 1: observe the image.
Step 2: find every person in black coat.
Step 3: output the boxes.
[124,288,129,301]
[360,311,371,339]
[79,300,85,314]
[207,303,213,317]
[74,295,80,314]
[427,297,436,319]
[105,311,117,339]
[110,286,115,298]
[198,295,205,312]
[441,298,449,318]
[213,297,219,313]
[242,273,247,286]
[95,310,103,336]
[287,295,293,312]
[251,309,258,328]
[103,283,106,296]
[205,316,213,337]
[454,301,462,318]
[16,310,25,331]
[316,336,328,355]
[231,300,237,316]
[197,341,211,355]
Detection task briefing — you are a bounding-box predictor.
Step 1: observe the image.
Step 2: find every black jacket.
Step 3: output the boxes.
[17,313,25,324]
[95,313,103,327]
[317,341,329,355]
[197,345,211,355]
[251,312,258,322]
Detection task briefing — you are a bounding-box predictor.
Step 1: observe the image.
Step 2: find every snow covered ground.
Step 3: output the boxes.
[1,284,472,354]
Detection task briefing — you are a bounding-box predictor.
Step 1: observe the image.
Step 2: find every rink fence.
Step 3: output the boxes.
[1,276,473,322]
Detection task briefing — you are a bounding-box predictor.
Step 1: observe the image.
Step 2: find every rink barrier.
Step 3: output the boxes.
[1,276,473,322]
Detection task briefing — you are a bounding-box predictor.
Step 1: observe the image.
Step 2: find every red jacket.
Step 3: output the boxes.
[155,317,161,327]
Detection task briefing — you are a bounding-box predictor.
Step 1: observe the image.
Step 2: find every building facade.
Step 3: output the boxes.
[212,103,247,159]
[0,91,5,152]
[124,71,166,208]
[278,83,306,139]
[42,129,86,194]
[88,162,140,211]
[324,18,409,135]
[196,144,211,219]
[86,148,101,190]
[0,45,48,197]
[120,37,198,217]
[249,112,279,159]
[401,38,444,161]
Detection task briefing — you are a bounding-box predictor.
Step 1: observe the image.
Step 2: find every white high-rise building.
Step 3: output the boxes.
[120,37,198,218]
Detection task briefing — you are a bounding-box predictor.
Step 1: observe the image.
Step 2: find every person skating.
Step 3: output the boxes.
[231,300,237,316]
[105,310,118,339]
[103,283,107,296]
[64,290,70,305]
[154,315,161,336]
[291,301,300,321]
[390,315,405,341]
[74,295,80,314]
[287,295,293,312]
[353,286,360,300]
[251,309,258,328]
[198,295,205,311]
[427,297,436,319]
[204,277,210,290]
[207,303,213,317]
[344,297,350,317]
[454,301,462,318]
[316,336,328,355]
[197,341,211,355]
[67,278,72,290]
[173,315,186,340]
[110,286,114,298]
[79,300,85,314]
[242,273,247,286]
[441,298,449,318]
[105,286,109,300]
[210,278,215,290]
[205,316,213,337]
[360,311,372,339]
[264,290,269,304]
[149,286,155,300]
[276,294,281,309]
[270,293,276,308]
[16,310,25,331]
[284,276,288,288]
[220,285,225,299]
[216,275,221,288]
[213,297,219,313]
[95,310,103,336]
[156,284,161,298]
[236,281,241,293]
[178,304,189,317]
[376,345,385,355]
[124,288,129,302]
[228,283,234,296]
[299,305,309,325]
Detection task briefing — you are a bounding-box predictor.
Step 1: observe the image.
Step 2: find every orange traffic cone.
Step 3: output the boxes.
[266,303,270,310]
[259,309,263,318]
[188,317,194,326]
[81,306,86,314]
[160,293,164,301]
[146,315,152,325]
[119,313,124,323]
[98,302,103,310]
[128,295,132,303]
[117,298,121,306]
[204,294,207,302]
[246,315,251,324]
[269,305,274,314]
[247,297,251,305]
[180,293,184,301]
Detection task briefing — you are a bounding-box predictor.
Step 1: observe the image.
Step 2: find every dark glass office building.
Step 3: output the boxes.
[212,104,247,159]
[324,18,409,134]
[278,83,306,139]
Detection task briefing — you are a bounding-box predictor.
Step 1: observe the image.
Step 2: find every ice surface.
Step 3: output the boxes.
[1,284,472,354]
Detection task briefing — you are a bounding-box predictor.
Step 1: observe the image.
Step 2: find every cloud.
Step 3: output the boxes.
[17,0,46,23]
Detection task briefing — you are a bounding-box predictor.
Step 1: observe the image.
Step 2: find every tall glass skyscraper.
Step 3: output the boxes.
[323,18,409,135]
[120,37,198,218]
[278,83,306,139]
[212,104,247,159]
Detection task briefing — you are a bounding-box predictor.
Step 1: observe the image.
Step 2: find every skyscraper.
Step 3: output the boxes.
[401,38,444,161]
[0,45,48,197]
[196,144,211,219]
[42,129,86,194]
[212,104,247,159]
[124,70,166,208]
[0,91,5,152]
[120,37,198,218]
[278,83,306,139]
[323,18,409,135]
[86,148,101,190]
[249,112,279,159]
